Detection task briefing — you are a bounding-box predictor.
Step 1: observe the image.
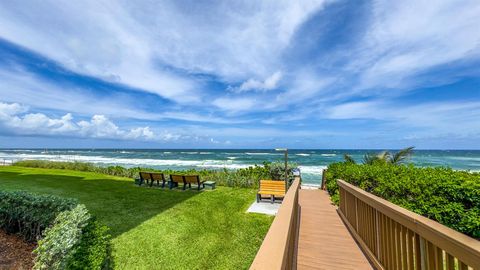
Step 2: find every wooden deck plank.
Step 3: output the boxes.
[297,189,373,270]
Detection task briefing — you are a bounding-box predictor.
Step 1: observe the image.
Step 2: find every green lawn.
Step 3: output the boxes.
[0,166,273,269]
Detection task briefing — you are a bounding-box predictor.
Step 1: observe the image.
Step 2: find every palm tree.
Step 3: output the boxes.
[344,146,415,165]
[362,153,384,165]
[389,146,414,165]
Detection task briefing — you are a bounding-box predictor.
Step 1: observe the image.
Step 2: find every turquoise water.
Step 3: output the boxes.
[1,149,479,185]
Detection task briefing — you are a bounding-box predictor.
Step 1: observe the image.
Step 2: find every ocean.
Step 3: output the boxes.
[1,149,479,185]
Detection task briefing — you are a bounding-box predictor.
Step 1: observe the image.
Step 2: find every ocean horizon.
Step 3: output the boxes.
[2,148,479,185]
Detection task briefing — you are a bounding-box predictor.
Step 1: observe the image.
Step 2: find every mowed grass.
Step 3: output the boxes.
[0,166,273,269]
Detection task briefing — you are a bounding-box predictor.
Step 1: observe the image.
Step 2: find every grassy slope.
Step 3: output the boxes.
[0,166,272,269]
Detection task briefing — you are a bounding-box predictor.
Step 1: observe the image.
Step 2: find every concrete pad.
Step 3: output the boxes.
[247,200,281,216]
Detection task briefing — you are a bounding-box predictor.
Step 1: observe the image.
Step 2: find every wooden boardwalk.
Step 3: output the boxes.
[296,189,373,270]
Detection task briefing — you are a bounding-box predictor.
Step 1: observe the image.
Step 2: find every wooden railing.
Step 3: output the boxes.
[337,180,480,270]
[250,177,301,270]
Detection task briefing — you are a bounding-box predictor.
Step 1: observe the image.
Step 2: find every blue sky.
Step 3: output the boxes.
[0,0,479,149]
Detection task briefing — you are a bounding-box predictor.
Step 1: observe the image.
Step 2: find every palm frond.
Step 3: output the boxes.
[343,154,356,164]
[363,153,380,165]
[377,151,391,161]
[391,146,415,165]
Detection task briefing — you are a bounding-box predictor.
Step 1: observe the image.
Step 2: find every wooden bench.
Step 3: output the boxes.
[139,172,166,187]
[184,175,206,191]
[257,180,286,203]
[139,172,153,186]
[169,174,187,190]
[170,175,205,190]
[151,172,166,188]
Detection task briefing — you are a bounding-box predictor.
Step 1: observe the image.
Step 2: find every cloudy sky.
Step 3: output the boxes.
[0,0,479,149]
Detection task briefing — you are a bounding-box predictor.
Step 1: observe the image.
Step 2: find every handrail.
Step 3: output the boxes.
[337,179,480,270]
[250,177,301,270]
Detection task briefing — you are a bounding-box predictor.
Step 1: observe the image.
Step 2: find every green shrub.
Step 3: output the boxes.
[264,161,298,185]
[65,219,111,270]
[34,205,111,270]
[0,191,76,241]
[325,162,480,239]
[0,190,111,269]
[13,160,292,188]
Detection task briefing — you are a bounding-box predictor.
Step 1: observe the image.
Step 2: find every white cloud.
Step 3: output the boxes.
[0,102,28,118]
[0,69,248,124]
[212,97,257,113]
[326,100,480,135]
[0,0,479,148]
[352,0,480,90]
[0,0,329,103]
[0,102,168,141]
[233,71,282,93]
[125,127,155,140]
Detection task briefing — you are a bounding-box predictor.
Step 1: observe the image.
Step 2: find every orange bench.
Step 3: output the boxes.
[257,180,286,203]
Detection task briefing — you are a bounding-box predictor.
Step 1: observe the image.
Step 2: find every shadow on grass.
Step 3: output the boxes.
[0,170,200,238]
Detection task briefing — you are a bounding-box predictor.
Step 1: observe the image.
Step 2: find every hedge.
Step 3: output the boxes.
[13,160,298,188]
[325,162,480,239]
[0,191,111,269]
[34,205,111,270]
[0,191,77,242]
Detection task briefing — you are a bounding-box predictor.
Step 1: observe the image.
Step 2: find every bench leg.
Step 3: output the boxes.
[162,180,166,188]
[169,181,174,190]
[183,183,187,190]
[257,194,260,203]
[271,195,275,204]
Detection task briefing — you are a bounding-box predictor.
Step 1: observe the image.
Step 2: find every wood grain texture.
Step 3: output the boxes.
[296,189,373,270]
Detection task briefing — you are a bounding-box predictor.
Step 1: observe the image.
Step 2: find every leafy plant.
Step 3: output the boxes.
[324,162,480,239]
[34,205,111,270]
[343,154,356,164]
[0,190,111,269]
[344,146,415,165]
[389,146,415,165]
[0,191,77,241]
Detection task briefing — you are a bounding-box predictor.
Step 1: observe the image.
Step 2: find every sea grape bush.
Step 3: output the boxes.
[13,160,295,188]
[0,191,111,269]
[34,205,111,270]
[325,162,480,239]
[0,191,77,241]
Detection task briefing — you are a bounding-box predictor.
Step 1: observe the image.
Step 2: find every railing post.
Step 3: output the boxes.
[355,197,359,232]
[321,169,327,190]
[375,209,380,259]
[419,237,427,270]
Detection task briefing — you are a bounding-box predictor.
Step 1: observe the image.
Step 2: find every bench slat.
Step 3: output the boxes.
[258,180,286,197]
